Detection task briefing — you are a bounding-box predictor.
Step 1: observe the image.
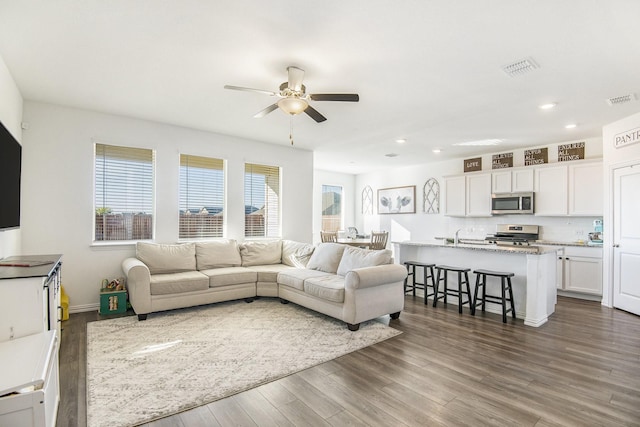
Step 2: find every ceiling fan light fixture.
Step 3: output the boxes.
[278,97,308,115]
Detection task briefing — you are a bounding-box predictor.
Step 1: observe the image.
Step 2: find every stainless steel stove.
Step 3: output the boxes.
[485,224,539,246]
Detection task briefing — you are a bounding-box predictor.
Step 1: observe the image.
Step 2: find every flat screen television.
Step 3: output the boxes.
[0,120,21,230]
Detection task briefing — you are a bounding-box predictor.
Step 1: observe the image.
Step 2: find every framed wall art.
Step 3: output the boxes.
[377,185,416,214]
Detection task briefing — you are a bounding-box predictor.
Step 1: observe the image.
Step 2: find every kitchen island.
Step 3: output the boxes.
[393,240,560,327]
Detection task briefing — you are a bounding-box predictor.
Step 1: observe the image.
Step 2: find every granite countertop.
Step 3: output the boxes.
[535,240,603,248]
[393,240,559,255]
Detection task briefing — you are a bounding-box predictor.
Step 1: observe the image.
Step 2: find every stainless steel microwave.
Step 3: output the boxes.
[491,192,534,215]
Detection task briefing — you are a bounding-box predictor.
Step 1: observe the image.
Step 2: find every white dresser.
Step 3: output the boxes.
[0,330,59,427]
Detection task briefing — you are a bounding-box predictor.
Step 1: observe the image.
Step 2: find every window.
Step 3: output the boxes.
[244,163,280,237]
[94,143,154,241]
[179,154,225,239]
[321,185,343,232]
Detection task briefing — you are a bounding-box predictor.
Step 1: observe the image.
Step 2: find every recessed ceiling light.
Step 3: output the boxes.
[395,138,406,144]
[432,149,441,153]
[385,153,398,157]
[453,139,502,146]
[565,123,577,129]
[539,103,557,110]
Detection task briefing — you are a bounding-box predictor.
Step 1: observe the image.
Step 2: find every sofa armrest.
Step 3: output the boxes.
[122,257,152,314]
[345,264,407,290]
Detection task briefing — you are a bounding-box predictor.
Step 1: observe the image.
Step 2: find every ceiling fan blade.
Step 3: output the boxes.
[224,85,276,96]
[253,103,279,118]
[309,93,359,102]
[304,105,327,123]
[287,66,305,92]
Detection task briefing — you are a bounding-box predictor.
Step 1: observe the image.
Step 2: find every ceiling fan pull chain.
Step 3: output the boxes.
[289,116,294,145]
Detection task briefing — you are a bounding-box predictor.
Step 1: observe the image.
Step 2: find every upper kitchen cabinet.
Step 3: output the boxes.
[491,169,534,193]
[568,161,603,216]
[444,173,492,217]
[534,165,569,216]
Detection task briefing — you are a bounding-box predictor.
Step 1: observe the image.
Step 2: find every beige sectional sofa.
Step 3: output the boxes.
[121,240,407,330]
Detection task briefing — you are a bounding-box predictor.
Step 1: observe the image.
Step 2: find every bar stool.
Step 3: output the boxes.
[433,265,475,314]
[403,261,436,302]
[472,269,516,323]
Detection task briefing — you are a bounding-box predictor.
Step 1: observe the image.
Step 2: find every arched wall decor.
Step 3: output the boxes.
[362,185,373,214]
[423,178,440,213]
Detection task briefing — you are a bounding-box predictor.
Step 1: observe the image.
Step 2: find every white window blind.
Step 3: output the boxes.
[179,154,225,239]
[244,163,280,237]
[94,143,154,241]
[321,185,343,232]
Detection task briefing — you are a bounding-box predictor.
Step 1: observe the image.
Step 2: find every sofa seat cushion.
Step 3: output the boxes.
[200,267,258,288]
[247,264,295,282]
[277,269,333,291]
[149,271,209,295]
[303,275,346,303]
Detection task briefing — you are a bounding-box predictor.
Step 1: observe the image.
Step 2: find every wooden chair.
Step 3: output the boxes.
[320,231,338,243]
[369,231,388,250]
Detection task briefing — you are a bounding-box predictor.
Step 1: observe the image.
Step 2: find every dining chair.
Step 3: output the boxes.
[320,231,338,243]
[369,231,388,250]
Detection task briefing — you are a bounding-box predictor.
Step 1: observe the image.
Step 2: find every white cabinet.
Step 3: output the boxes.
[557,246,603,296]
[568,161,603,216]
[534,165,568,216]
[444,176,465,216]
[444,173,491,217]
[0,256,62,343]
[492,169,534,193]
[466,173,492,216]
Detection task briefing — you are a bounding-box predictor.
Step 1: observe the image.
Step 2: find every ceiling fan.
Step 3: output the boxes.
[224,66,359,123]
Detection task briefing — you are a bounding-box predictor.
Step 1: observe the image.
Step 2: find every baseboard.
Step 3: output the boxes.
[69,303,99,314]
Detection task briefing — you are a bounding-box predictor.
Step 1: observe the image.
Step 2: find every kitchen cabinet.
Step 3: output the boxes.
[0,255,62,343]
[444,173,491,217]
[492,169,534,193]
[466,173,492,216]
[534,165,568,216]
[443,175,465,216]
[568,161,603,216]
[557,246,602,296]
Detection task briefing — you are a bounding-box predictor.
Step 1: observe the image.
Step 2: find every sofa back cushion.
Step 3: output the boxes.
[136,242,196,274]
[336,246,393,276]
[240,240,283,266]
[281,240,315,267]
[196,240,242,270]
[306,243,346,274]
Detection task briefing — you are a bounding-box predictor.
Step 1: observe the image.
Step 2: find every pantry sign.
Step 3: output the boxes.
[614,127,640,148]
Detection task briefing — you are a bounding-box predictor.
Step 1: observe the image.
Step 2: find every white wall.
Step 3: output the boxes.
[312,169,356,244]
[0,54,23,258]
[354,137,604,247]
[20,101,313,311]
[601,110,640,306]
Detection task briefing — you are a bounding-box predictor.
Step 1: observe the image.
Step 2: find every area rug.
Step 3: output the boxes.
[86,298,401,427]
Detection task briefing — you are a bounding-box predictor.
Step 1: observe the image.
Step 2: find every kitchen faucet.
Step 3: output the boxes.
[454,228,462,246]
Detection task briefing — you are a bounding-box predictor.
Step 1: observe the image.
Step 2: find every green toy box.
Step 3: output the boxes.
[99,289,127,315]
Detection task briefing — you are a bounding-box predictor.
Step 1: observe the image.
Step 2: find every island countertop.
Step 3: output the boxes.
[392,240,559,255]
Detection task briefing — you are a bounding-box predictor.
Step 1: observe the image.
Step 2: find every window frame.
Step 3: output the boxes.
[244,162,282,238]
[321,184,344,232]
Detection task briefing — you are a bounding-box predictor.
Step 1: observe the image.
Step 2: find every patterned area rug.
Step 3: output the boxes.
[86,298,401,427]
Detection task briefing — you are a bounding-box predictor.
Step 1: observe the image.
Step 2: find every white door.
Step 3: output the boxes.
[613,164,640,315]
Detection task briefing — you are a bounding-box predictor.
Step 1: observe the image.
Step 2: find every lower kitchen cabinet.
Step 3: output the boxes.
[557,246,603,296]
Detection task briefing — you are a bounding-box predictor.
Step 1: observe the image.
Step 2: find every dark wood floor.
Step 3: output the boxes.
[58,296,640,427]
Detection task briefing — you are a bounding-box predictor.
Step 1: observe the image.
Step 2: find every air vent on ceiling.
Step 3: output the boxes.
[501,57,539,77]
[606,93,637,106]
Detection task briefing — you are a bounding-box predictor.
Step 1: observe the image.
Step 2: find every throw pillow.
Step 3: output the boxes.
[336,246,393,276]
[240,240,283,266]
[306,243,346,274]
[136,242,196,275]
[195,240,242,270]
[281,240,315,267]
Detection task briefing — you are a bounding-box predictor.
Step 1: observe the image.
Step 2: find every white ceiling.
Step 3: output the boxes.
[1,0,639,174]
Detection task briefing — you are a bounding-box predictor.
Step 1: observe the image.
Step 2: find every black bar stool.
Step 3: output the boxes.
[433,265,474,314]
[472,269,516,323]
[403,261,435,302]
